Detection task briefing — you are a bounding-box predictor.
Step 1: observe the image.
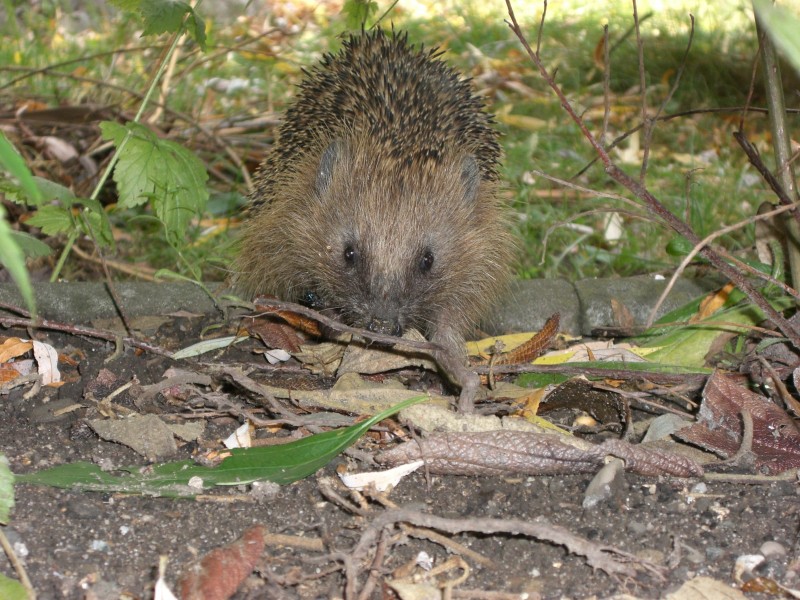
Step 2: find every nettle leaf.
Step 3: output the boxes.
[10,231,52,258]
[108,0,141,11]
[78,197,114,247]
[26,205,75,237]
[342,0,378,30]
[100,121,209,246]
[33,176,77,207]
[140,0,206,49]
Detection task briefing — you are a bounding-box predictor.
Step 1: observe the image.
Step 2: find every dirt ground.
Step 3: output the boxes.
[1,313,799,600]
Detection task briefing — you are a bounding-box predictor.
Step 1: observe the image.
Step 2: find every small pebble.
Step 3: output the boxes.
[760,541,787,559]
[65,499,103,520]
[627,520,647,536]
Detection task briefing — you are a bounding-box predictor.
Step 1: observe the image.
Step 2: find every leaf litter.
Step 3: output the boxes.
[2,285,800,597]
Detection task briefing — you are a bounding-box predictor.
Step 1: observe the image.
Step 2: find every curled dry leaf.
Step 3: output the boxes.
[674,371,800,474]
[377,430,702,478]
[178,524,267,600]
[245,314,305,354]
[253,298,322,338]
[476,313,560,366]
[0,337,61,386]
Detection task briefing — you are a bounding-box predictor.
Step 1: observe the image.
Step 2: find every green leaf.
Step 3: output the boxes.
[0,206,36,317]
[639,294,795,368]
[100,121,209,246]
[33,176,77,207]
[0,133,37,315]
[664,235,693,257]
[754,0,800,74]
[108,0,141,11]
[140,0,206,49]
[517,361,711,389]
[0,176,75,209]
[25,193,113,248]
[0,454,14,524]
[78,198,115,248]
[0,575,27,600]
[26,205,75,237]
[9,231,52,258]
[0,131,41,204]
[141,0,191,35]
[184,10,207,48]
[16,395,428,496]
[342,0,378,29]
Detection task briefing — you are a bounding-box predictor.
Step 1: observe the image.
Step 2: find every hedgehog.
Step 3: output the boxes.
[235,29,515,383]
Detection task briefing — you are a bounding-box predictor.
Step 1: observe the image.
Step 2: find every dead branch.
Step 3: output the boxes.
[504,0,800,349]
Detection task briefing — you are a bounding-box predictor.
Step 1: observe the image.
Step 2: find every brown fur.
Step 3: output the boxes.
[235,29,515,353]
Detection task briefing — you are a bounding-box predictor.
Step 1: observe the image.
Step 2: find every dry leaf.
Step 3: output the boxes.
[0,337,33,362]
[179,525,267,600]
[694,283,735,321]
[246,316,305,354]
[377,430,702,477]
[674,371,800,474]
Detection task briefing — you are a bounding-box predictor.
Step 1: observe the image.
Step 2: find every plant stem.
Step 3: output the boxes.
[49,28,187,282]
[754,10,800,289]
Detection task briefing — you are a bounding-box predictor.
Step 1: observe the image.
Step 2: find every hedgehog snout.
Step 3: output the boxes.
[365,317,403,337]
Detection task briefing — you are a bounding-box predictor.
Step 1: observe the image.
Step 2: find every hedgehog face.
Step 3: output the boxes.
[302,138,482,339]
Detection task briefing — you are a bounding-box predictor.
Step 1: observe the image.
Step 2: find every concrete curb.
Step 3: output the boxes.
[0,277,721,337]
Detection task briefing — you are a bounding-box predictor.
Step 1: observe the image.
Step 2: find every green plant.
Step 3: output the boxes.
[0,0,210,287]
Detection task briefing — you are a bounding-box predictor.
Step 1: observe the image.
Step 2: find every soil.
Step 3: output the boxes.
[1,313,798,600]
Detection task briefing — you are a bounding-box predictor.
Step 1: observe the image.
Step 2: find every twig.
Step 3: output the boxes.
[632,0,649,184]
[71,244,158,281]
[351,508,665,579]
[646,201,800,327]
[0,314,172,357]
[640,13,695,183]
[0,527,36,600]
[356,527,390,600]
[254,299,481,412]
[574,105,800,180]
[753,12,800,284]
[734,131,798,209]
[504,0,800,349]
[601,24,611,146]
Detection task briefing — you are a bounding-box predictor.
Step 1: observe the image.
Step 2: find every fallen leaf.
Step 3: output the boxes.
[377,430,702,478]
[246,316,305,354]
[178,525,266,600]
[338,330,437,375]
[0,338,33,363]
[338,460,424,492]
[674,371,800,474]
[32,340,61,385]
[89,414,178,461]
[694,283,735,321]
[485,313,559,365]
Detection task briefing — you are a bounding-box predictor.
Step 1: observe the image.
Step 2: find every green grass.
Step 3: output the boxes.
[0,0,795,282]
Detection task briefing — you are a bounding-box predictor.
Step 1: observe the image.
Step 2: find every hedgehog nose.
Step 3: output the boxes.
[366,318,403,337]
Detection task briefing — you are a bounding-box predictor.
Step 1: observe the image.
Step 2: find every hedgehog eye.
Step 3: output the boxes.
[419,249,434,273]
[343,245,357,265]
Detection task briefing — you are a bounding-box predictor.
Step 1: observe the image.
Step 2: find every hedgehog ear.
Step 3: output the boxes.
[315,140,344,196]
[460,155,481,206]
